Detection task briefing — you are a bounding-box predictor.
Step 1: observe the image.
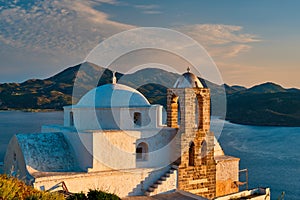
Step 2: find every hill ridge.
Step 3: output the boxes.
[0,62,299,126]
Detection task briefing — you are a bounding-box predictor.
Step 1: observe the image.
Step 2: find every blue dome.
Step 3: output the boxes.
[77,83,150,108]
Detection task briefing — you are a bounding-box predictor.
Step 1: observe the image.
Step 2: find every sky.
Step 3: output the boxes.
[0,0,299,88]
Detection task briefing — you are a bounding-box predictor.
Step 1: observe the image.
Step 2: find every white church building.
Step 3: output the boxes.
[4,69,270,199]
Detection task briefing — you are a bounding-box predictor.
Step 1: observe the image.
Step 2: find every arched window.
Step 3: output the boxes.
[134,112,142,127]
[70,111,74,126]
[189,142,195,166]
[177,100,181,126]
[195,95,203,129]
[136,142,148,161]
[200,140,207,165]
[195,97,199,128]
[168,94,179,128]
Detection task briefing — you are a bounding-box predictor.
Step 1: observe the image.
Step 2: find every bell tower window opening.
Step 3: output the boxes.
[195,97,199,128]
[171,95,180,126]
[136,142,148,161]
[196,95,203,130]
[189,142,195,166]
[177,100,181,126]
[200,140,207,165]
[134,112,142,127]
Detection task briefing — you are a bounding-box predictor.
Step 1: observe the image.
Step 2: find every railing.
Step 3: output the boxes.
[46,181,69,193]
[239,168,248,191]
[277,191,285,200]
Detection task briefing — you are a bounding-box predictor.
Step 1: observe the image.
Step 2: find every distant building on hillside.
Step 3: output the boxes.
[4,69,270,199]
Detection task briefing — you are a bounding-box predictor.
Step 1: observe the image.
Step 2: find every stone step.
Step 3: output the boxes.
[148,187,155,192]
[145,191,150,196]
[144,166,177,197]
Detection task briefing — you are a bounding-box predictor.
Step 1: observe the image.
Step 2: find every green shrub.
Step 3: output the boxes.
[67,189,120,200]
[0,174,64,200]
[87,190,120,200]
[66,192,88,200]
[87,189,120,200]
[25,192,64,200]
[0,175,121,200]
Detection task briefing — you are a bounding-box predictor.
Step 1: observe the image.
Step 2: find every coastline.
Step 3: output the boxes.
[0,108,62,112]
[226,118,300,128]
[2,109,299,127]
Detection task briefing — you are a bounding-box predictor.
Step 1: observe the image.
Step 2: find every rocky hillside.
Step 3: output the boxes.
[226,82,300,126]
[0,62,299,126]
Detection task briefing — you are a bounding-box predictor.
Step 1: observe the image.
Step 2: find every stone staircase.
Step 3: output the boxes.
[144,165,178,196]
[128,166,173,196]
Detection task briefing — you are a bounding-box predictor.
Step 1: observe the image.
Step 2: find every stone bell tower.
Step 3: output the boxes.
[167,68,216,199]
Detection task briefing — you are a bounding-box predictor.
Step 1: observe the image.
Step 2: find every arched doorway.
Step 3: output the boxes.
[136,142,148,161]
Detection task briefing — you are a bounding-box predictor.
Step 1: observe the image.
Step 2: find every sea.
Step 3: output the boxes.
[0,111,299,199]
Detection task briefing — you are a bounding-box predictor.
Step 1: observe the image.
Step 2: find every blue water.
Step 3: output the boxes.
[0,111,63,161]
[0,111,299,199]
[212,118,300,200]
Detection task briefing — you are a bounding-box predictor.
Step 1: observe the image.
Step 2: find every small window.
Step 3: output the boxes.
[70,111,74,126]
[189,142,195,166]
[134,112,142,127]
[136,147,143,160]
[136,142,148,161]
[13,152,16,161]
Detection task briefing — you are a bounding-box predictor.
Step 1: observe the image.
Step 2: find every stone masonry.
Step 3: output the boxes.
[167,87,216,199]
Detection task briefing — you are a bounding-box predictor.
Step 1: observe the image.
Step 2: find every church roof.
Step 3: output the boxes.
[15,132,79,173]
[173,68,203,88]
[77,83,150,108]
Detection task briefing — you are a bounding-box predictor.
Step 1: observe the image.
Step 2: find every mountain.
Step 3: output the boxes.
[223,84,246,95]
[246,82,287,94]
[226,83,300,126]
[0,62,120,110]
[0,62,300,126]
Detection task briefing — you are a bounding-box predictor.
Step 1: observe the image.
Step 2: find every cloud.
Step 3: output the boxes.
[176,24,260,58]
[0,0,134,59]
[215,61,263,86]
[0,1,260,84]
[0,2,258,62]
[135,5,160,10]
[134,4,161,14]
[210,44,252,58]
[142,10,162,15]
[89,0,119,5]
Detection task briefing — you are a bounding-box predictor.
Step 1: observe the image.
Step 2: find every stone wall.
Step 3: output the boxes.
[167,87,216,199]
[33,167,172,198]
[215,155,240,197]
[177,134,216,199]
